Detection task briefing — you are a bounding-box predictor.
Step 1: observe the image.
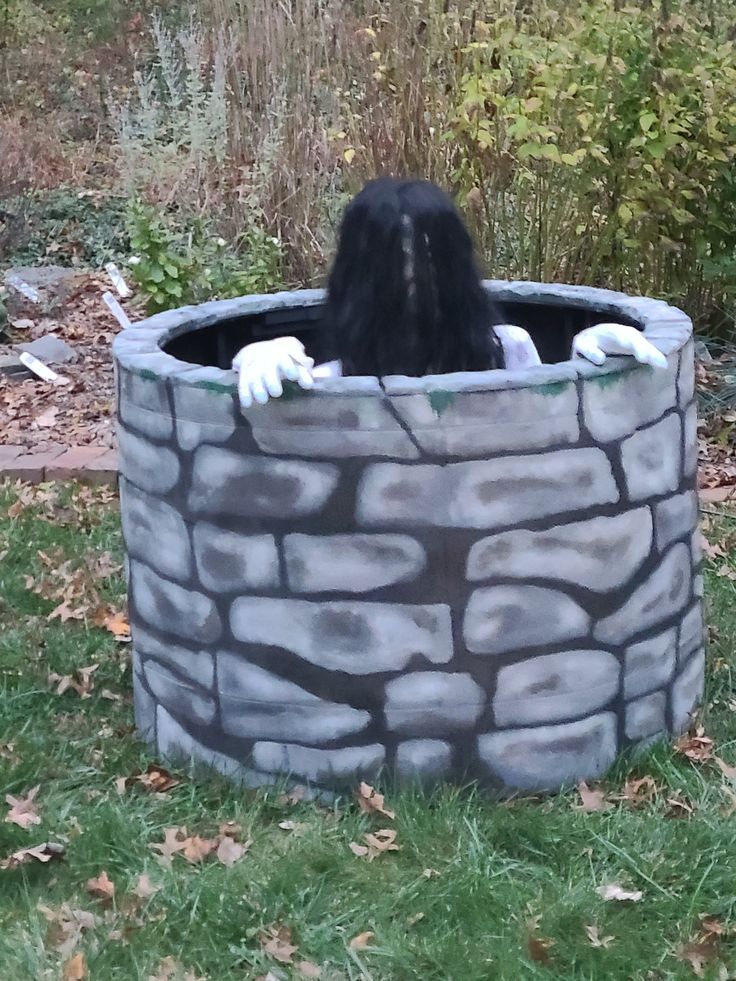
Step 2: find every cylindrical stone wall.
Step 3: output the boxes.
[113,281,704,795]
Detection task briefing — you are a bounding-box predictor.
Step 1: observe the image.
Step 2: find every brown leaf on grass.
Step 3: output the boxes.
[355,782,395,820]
[675,727,714,763]
[618,776,659,808]
[699,916,727,938]
[5,785,41,829]
[216,835,249,867]
[182,835,217,864]
[150,827,188,867]
[62,952,87,980]
[260,923,298,964]
[349,931,375,950]
[86,869,115,904]
[132,874,161,899]
[348,842,369,858]
[39,903,99,957]
[218,821,243,839]
[94,608,131,642]
[585,924,615,948]
[0,840,65,870]
[296,961,322,978]
[575,781,612,812]
[48,664,98,699]
[595,883,643,903]
[665,793,695,818]
[527,935,555,964]
[714,757,736,781]
[677,937,719,977]
[133,764,181,795]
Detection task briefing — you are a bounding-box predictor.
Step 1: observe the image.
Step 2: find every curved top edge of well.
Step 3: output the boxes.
[112,281,693,396]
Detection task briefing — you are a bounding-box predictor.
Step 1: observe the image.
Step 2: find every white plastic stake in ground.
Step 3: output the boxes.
[103,291,132,330]
[19,352,70,385]
[6,275,40,304]
[104,263,131,298]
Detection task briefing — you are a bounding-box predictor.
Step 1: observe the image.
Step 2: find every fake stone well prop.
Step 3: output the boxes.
[113,281,704,795]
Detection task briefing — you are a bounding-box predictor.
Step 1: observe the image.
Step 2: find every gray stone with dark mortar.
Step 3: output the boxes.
[284,534,426,594]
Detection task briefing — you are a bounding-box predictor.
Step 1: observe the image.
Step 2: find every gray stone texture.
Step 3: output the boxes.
[358,448,618,530]
[131,561,221,645]
[671,649,705,733]
[655,491,698,551]
[396,740,453,779]
[172,384,237,451]
[624,627,676,700]
[477,713,618,791]
[252,741,385,784]
[117,284,702,795]
[683,402,699,477]
[132,651,155,742]
[679,604,705,663]
[189,447,339,518]
[193,523,279,592]
[245,394,420,459]
[119,372,173,440]
[620,413,682,501]
[494,650,620,727]
[389,382,580,457]
[464,585,590,656]
[384,672,485,735]
[120,479,192,582]
[284,534,426,594]
[595,544,691,644]
[230,598,453,674]
[217,655,370,742]
[582,357,678,442]
[143,660,216,726]
[678,340,695,408]
[132,625,215,689]
[466,510,652,591]
[117,426,180,496]
[625,691,667,741]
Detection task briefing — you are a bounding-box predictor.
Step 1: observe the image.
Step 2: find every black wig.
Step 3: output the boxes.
[322,178,504,377]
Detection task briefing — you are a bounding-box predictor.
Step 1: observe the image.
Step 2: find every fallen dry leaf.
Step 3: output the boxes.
[527,935,555,965]
[278,820,307,836]
[349,931,375,950]
[62,952,87,980]
[595,883,643,903]
[218,821,242,839]
[49,664,98,699]
[677,938,719,977]
[0,840,65,870]
[39,903,99,957]
[576,781,612,812]
[132,763,181,795]
[296,961,322,978]
[665,793,695,818]
[585,924,615,948]
[132,874,161,899]
[150,827,188,866]
[347,825,401,863]
[355,782,395,820]
[182,835,217,864]
[86,869,115,905]
[618,775,659,808]
[94,608,131,642]
[5,785,42,830]
[714,757,736,781]
[260,923,298,964]
[35,406,59,428]
[216,835,249,867]
[675,728,715,763]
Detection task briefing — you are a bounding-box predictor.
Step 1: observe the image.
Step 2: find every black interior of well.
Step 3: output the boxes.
[162,300,641,372]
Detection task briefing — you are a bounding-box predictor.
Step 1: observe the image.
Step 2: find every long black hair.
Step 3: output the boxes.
[322,178,504,377]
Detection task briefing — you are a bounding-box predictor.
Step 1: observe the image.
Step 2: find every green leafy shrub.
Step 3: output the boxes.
[126,202,283,314]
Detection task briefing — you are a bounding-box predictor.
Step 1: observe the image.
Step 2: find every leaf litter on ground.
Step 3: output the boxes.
[4,784,42,829]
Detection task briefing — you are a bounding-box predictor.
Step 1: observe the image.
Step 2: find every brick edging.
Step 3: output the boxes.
[0,445,119,486]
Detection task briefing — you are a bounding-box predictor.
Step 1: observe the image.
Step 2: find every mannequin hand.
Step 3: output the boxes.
[572,323,668,369]
[232,337,315,408]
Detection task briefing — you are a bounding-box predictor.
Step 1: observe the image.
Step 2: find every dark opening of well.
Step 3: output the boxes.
[162,298,642,371]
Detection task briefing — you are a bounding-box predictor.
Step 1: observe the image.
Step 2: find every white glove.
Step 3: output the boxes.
[232,337,315,408]
[572,323,668,369]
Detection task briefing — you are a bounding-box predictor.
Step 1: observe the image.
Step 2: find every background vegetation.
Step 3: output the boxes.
[2,0,736,322]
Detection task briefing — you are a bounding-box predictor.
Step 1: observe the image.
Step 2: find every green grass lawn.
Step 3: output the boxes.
[0,482,734,981]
